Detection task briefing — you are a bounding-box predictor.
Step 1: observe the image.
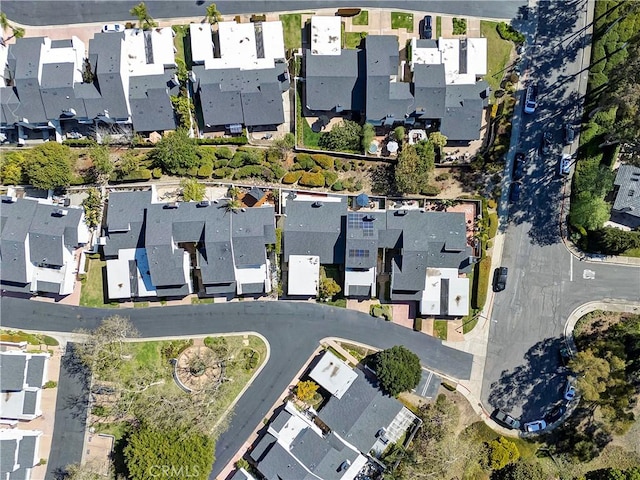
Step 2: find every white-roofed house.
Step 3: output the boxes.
[310,16,342,55]
[309,350,358,399]
[420,267,469,317]
[287,255,320,296]
[190,23,215,65]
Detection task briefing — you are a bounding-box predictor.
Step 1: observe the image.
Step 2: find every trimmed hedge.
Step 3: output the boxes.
[295,154,316,170]
[312,154,334,170]
[152,168,163,179]
[119,168,152,182]
[212,167,233,178]
[62,138,96,147]
[331,181,344,191]
[488,212,499,239]
[233,165,265,179]
[196,136,248,145]
[496,22,525,44]
[421,184,442,196]
[213,146,234,159]
[323,171,338,187]
[299,171,325,187]
[282,171,303,184]
[472,255,491,310]
[197,165,213,178]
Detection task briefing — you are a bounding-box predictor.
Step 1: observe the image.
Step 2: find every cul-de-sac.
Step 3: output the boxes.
[1,1,639,479]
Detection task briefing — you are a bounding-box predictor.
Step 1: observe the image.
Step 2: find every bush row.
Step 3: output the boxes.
[472,256,492,310]
[496,22,525,44]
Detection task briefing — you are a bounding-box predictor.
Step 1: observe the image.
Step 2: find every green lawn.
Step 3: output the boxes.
[480,21,514,101]
[622,247,640,258]
[436,16,442,38]
[433,320,448,340]
[296,82,322,148]
[0,329,59,346]
[391,12,414,32]
[172,25,188,64]
[344,31,367,49]
[280,13,302,50]
[352,10,369,25]
[192,297,215,304]
[80,258,118,308]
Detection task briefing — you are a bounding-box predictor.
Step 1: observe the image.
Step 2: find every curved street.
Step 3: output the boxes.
[0,296,472,478]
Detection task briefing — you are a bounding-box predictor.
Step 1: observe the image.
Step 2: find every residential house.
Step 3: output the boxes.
[102,188,275,300]
[283,195,347,297]
[0,429,42,480]
[250,402,369,480]
[190,21,290,133]
[0,29,179,144]
[0,196,90,296]
[304,16,365,113]
[308,350,358,399]
[612,164,640,228]
[0,351,49,421]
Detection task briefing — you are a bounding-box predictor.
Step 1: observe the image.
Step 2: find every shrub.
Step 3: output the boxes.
[435,172,450,181]
[197,165,213,178]
[299,171,326,187]
[270,164,287,180]
[414,317,423,332]
[197,147,217,165]
[374,346,422,396]
[310,165,323,173]
[234,165,265,179]
[312,154,335,169]
[186,166,198,177]
[151,167,162,179]
[62,138,97,147]
[496,21,525,43]
[196,136,248,145]
[354,180,363,191]
[282,171,303,184]
[214,146,234,159]
[421,184,442,196]
[323,171,339,186]
[334,159,344,170]
[331,181,344,191]
[473,256,491,309]
[43,380,58,389]
[119,168,152,182]
[452,17,467,35]
[214,159,229,168]
[370,305,384,317]
[212,167,233,178]
[295,154,316,170]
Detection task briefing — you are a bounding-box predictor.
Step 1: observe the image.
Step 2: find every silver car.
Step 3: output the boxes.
[524,419,547,432]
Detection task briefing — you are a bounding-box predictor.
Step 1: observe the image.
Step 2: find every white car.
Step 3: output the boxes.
[102,24,125,33]
[559,154,571,176]
[564,381,577,401]
[524,419,547,432]
[523,84,538,114]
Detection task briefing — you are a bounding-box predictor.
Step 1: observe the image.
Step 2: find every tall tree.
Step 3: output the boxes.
[374,345,421,396]
[0,12,25,43]
[129,2,157,30]
[181,178,206,202]
[394,142,434,194]
[205,3,222,24]
[151,128,200,175]
[23,142,72,190]
[569,192,610,231]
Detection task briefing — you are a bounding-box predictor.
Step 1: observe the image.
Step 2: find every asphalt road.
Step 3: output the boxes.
[482,0,640,424]
[44,344,90,480]
[5,0,526,26]
[0,297,473,478]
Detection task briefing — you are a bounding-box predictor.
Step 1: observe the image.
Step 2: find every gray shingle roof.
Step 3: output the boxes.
[9,38,48,125]
[319,369,404,454]
[284,198,347,264]
[21,391,38,415]
[440,81,489,141]
[250,432,277,463]
[0,439,18,475]
[613,164,640,218]
[104,190,152,257]
[0,354,26,391]
[16,434,38,472]
[289,428,360,480]
[304,48,365,112]
[40,63,89,120]
[129,71,179,133]
[413,63,446,119]
[256,442,308,480]
[269,409,292,434]
[0,198,38,285]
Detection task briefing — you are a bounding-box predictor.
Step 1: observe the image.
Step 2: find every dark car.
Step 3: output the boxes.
[493,267,508,292]
[545,404,566,424]
[509,182,521,202]
[493,409,521,429]
[564,124,576,144]
[422,15,433,39]
[513,152,526,180]
[540,131,553,155]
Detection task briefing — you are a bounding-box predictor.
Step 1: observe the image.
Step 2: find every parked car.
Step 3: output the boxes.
[564,124,576,144]
[513,152,526,180]
[102,24,125,33]
[524,84,538,114]
[493,410,521,430]
[524,419,547,432]
[559,153,571,176]
[545,404,566,424]
[541,131,553,155]
[510,182,521,202]
[493,267,508,292]
[564,381,577,401]
[559,344,571,365]
[422,15,433,39]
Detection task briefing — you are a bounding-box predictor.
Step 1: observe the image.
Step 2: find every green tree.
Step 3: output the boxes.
[318,276,341,300]
[205,3,222,24]
[124,425,214,480]
[318,120,362,151]
[171,95,194,128]
[428,131,448,149]
[374,345,421,396]
[486,436,520,470]
[181,178,206,202]
[1,12,25,43]
[151,129,200,175]
[23,142,71,190]
[89,144,113,179]
[0,151,26,185]
[295,380,319,403]
[569,192,610,231]
[82,187,103,229]
[117,151,140,177]
[491,461,545,480]
[592,227,640,254]
[393,126,405,145]
[61,463,103,480]
[569,349,613,402]
[361,123,375,152]
[395,143,434,194]
[129,2,157,30]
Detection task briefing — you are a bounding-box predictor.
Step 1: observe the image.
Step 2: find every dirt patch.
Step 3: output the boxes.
[573,310,625,340]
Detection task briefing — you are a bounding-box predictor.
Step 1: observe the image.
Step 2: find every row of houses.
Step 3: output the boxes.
[234,349,420,480]
[0,350,50,480]
[1,16,488,144]
[0,187,475,318]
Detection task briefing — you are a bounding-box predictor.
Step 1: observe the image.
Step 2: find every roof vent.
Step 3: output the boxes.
[241,208,246,212]
[363,215,375,221]
[213,199,219,204]
[394,209,408,216]
[339,460,351,472]
[163,202,179,209]
[1,195,17,203]
[629,190,635,196]
[196,200,210,207]
[312,201,323,208]
[52,208,68,217]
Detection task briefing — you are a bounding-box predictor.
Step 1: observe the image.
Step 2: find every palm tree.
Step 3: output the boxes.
[227,185,240,199]
[129,2,157,30]
[205,3,222,24]
[219,198,242,214]
[0,12,25,44]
